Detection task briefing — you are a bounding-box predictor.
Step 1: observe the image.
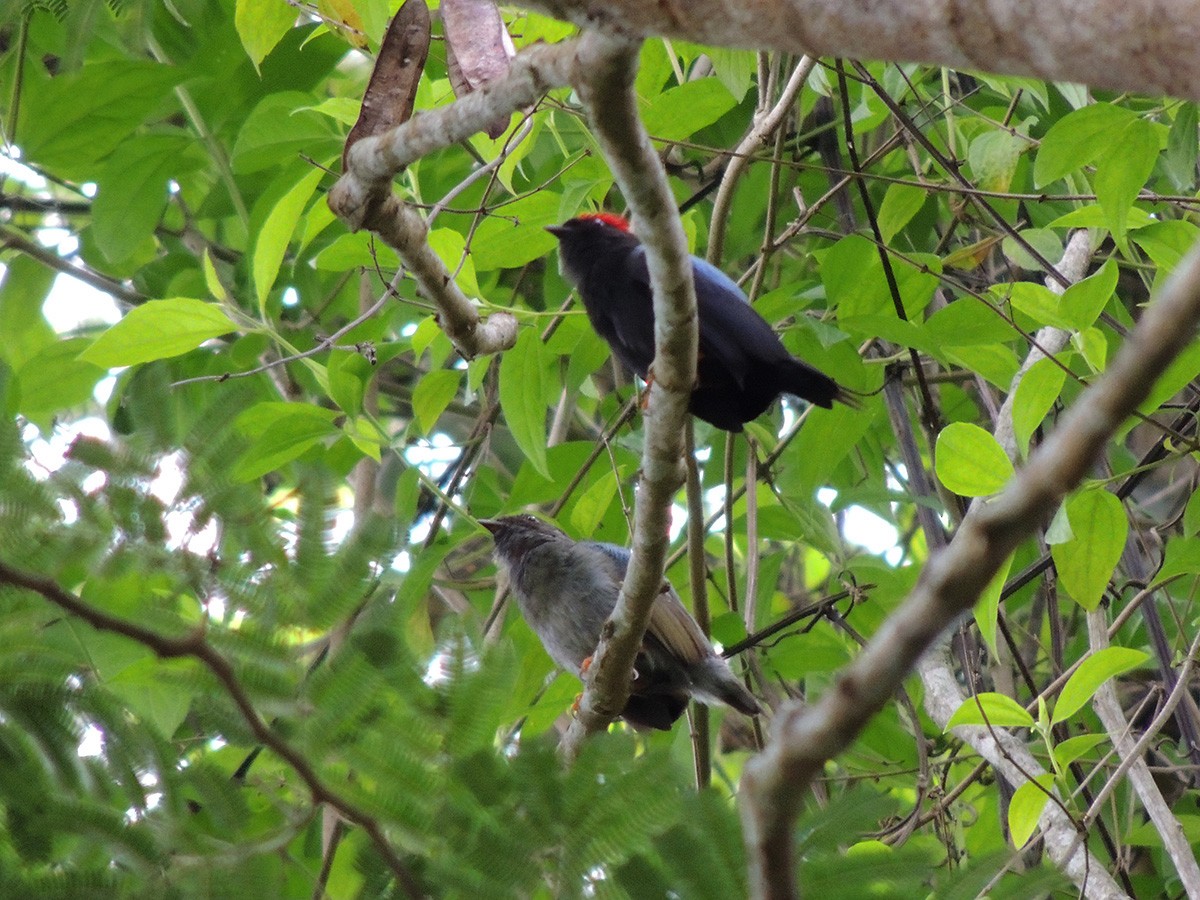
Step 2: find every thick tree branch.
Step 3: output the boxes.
[740,238,1200,899]
[0,560,425,900]
[327,39,585,360]
[559,30,698,755]
[522,0,1200,102]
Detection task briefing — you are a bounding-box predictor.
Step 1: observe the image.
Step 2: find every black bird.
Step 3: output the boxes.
[481,515,761,730]
[546,213,852,431]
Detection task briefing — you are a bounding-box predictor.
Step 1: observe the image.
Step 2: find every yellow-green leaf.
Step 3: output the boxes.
[79,299,236,367]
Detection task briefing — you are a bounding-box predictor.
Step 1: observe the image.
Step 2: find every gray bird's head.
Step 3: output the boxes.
[479,515,567,565]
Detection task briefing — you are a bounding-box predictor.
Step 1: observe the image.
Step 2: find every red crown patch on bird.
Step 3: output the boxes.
[579,212,631,232]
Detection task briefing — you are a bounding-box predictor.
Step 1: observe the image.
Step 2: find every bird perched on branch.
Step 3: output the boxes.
[546,213,853,432]
[481,515,760,730]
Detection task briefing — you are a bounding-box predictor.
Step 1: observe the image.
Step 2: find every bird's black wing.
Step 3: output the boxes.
[691,257,792,390]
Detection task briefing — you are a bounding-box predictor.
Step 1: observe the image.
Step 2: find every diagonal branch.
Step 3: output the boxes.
[558,29,698,756]
[739,236,1200,899]
[327,38,586,360]
[0,560,425,900]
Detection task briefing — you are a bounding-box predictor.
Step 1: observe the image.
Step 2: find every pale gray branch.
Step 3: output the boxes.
[559,29,698,756]
[1086,612,1200,897]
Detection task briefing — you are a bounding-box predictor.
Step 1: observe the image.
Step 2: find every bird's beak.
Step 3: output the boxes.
[544,224,567,239]
[478,518,501,535]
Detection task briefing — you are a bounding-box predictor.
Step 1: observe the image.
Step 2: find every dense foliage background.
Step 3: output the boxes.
[1,0,1198,896]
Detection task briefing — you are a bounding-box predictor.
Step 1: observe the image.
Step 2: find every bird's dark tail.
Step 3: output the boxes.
[777,358,858,410]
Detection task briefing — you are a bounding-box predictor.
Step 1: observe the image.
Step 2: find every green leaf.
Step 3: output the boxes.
[1053,646,1149,723]
[235,0,297,69]
[16,61,183,178]
[1011,358,1066,457]
[1164,102,1198,191]
[1060,259,1117,331]
[412,369,463,435]
[569,468,622,536]
[427,228,480,298]
[254,167,324,310]
[93,133,205,263]
[1008,775,1055,848]
[1053,733,1109,770]
[232,92,339,174]
[641,79,737,142]
[14,338,105,424]
[1050,489,1127,610]
[79,299,237,368]
[935,423,1014,496]
[1096,119,1159,242]
[0,256,56,370]
[968,130,1025,192]
[706,47,756,103]
[1006,282,1075,332]
[232,403,340,481]
[876,182,926,243]
[1034,104,1135,187]
[499,330,552,479]
[946,692,1034,730]
[973,553,1014,657]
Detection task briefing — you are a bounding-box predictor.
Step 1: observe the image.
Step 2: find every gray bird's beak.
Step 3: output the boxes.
[544,225,567,239]
[478,518,501,535]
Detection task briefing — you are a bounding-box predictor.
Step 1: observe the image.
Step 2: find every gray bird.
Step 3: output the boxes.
[480,515,761,730]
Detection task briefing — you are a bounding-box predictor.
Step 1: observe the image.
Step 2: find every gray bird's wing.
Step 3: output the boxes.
[586,542,711,665]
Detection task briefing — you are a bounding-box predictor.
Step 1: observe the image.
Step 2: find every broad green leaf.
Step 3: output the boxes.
[1051,489,1126,610]
[254,167,324,310]
[80,299,237,367]
[1034,104,1135,187]
[1011,357,1066,456]
[1053,733,1109,770]
[946,692,1034,730]
[470,192,561,271]
[232,403,340,480]
[1157,535,1200,584]
[108,658,195,738]
[1185,493,1200,538]
[343,416,384,461]
[1096,119,1159,242]
[0,255,56,370]
[1164,102,1199,191]
[1060,259,1117,331]
[412,369,463,435]
[1009,775,1055,848]
[14,338,105,424]
[235,0,297,68]
[877,182,926,243]
[570,468,622,536]
[499,330,552,479]
[232,92,339,174]
[1053,646,1149,723]
[1071,326,1107,373]
[1127,814,1200,847]
[767,630,851,678]
[1005,282,1075,332]
[16,61,183,178]
[93,134,205,263]
[1002,227,1063,271]
[935,423,1014,496]
[968,130,1025,192]
[327,350,374,418]
[924,298,1014,347]
[641,79,737,142]
[973,553,1014,657]
[706,47,756,103]
[1048,204,1154,231]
